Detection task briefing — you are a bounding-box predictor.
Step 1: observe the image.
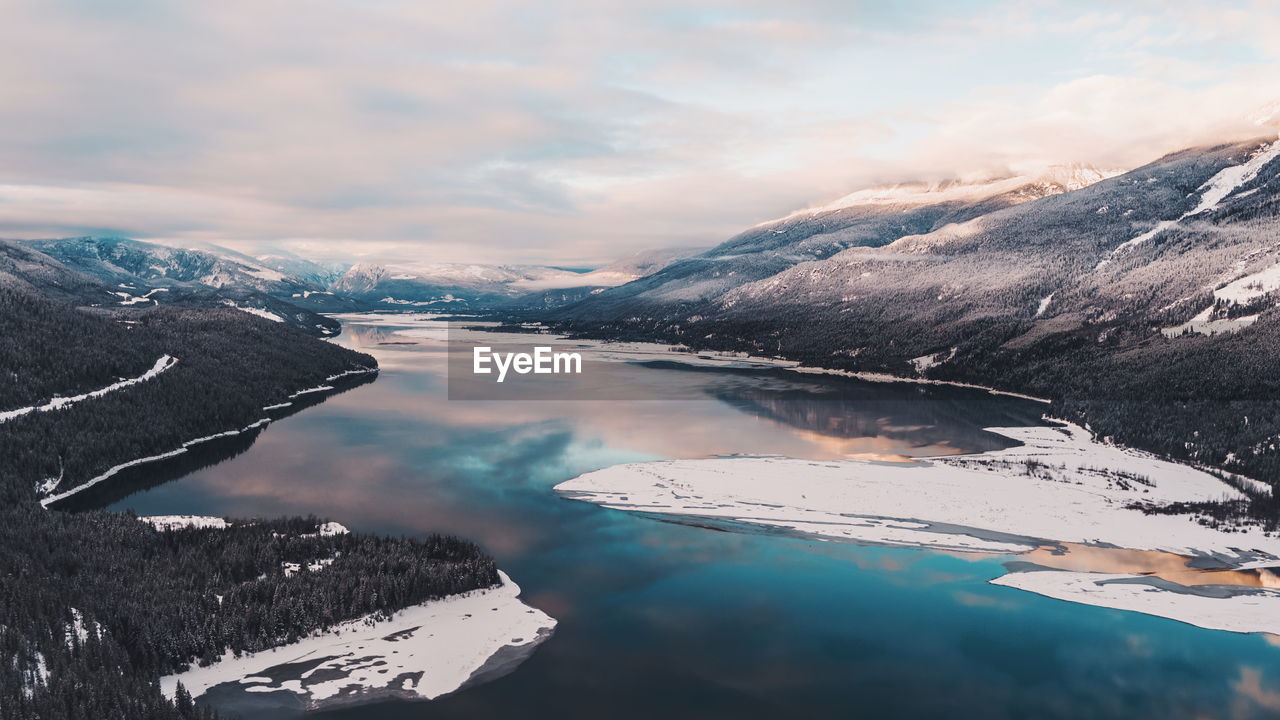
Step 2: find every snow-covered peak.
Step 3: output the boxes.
[511,247,704,291]
[1249,99,1280,129]
[331,260,583,295]
[768,165,1122,225]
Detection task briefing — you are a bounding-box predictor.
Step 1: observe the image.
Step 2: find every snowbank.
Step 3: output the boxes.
[161,571,555,709]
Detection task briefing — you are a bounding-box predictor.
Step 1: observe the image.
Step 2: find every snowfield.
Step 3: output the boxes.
[557,422,1280,635]
[161,571,555,709]
[0,355,177,424]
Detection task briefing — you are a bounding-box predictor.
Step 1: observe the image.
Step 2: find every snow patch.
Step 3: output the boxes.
[222,301,285,323]
[909,348,956,374]
[1107,137,1280,262]
[1186,139,1280,216]
[1161,308,1259,337]
[1035,293,1055,317]
[1213,262,1280,305]
[140,515,230,531]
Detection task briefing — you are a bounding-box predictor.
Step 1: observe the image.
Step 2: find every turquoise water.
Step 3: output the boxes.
[107,318,1280,719]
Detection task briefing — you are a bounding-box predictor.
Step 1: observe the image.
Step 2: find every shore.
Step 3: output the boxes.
[161,570,556,710]
[556,421,1280,636]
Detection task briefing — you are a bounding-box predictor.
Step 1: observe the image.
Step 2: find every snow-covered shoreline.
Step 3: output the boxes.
[160,571,555,709]
[39,414,275,508]
[39,368,377,508]
[402,318,1052,402]
[556,421,1280,635]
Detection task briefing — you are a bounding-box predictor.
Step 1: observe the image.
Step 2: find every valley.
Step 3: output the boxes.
[4,124,1280,720]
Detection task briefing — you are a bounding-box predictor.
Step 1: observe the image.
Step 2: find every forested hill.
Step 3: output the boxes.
[0,251,501,719]
[0,279,377,506]
[11,237,343,337]
[548,135,1280,499]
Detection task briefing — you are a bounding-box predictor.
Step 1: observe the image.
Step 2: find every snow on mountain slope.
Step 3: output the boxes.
[770,165,1120,224]
[553,166,1120,322]
[512,247,704,291]
[16,237,341,336]
[330,261,587,309]
[553,133,1280,405]
[710,137,1280,333]
[1104,135,1280,263]
[23,237,316,296]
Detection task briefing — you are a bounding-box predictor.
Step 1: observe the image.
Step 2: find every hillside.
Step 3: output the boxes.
[20,237,342,336]
[553,166,1116,320]
[549,134,1280,497]
[0,248,505,720]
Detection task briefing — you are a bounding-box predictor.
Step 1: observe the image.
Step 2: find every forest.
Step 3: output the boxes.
[0,271,500,719]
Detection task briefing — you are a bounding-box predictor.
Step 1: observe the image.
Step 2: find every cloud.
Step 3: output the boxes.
[1,0,1278,264]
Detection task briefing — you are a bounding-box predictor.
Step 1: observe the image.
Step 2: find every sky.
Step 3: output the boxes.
[1,0,1279,266]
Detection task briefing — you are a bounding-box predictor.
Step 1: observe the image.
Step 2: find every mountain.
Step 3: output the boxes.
[550,134,1280,492]
[24,236,316,295]
[252,248,349,286]
[553,166,1118,321]
[18,237,341,335]
[504,246,705,309]
[330,261,587,310]
[0,239,120,306]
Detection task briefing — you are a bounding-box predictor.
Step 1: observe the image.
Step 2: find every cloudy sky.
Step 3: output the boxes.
[1,0,1279,265]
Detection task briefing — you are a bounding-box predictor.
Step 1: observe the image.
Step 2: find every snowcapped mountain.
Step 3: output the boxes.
[553,166,1118,321]
[252,250,349,287]
[550,132,1280,483]
[23,237,317,297]
[0,239,120,305]
[511,247,705,292]
[770,165,1119,222]
[330,262,588,309]
[18,237,340,335]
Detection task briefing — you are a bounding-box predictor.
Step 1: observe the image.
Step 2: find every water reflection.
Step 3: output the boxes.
[104,315,1280,720]
[1025,543,1280,589]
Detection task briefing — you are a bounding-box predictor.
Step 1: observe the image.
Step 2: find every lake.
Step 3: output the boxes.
[106,314,1280,719]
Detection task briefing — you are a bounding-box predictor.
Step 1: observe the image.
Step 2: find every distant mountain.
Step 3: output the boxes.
[553,166,1118,321]
[24,236,315,295]
[252,248,350,286]
[550,134,1280,489]
[330,261,586,310]
[16,237,340,336]
[506,246,705,309]
[0,239,119,305]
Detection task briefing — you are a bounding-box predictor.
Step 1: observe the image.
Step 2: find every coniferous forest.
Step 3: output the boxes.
[0,272,498,720]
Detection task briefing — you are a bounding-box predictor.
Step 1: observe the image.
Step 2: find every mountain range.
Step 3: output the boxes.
[7,129,1280,496]
[549,132,1280,495]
